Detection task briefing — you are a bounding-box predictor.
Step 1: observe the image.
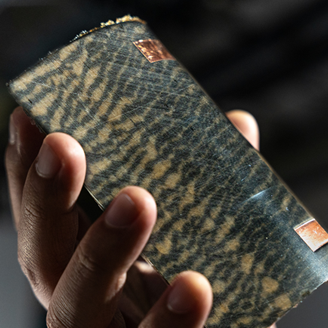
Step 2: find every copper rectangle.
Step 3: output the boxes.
[134,39,175,63]
[294,219,328,252]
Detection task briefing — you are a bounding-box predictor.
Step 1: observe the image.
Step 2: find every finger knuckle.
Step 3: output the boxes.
[22,196,44,219]
[18,253,43,291]
[47,306,69,328]
[17,237,46,289]
[76,248,107,277]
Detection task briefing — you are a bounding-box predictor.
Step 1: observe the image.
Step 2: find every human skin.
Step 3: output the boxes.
[5,107,276,328]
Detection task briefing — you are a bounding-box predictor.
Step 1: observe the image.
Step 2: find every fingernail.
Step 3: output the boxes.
[167,280,196,314]
[36,142,61,178]
[105,193,138,227]
[9,115,16,145]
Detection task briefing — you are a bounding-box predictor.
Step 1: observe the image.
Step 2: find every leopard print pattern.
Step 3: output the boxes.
[8,21,328,327]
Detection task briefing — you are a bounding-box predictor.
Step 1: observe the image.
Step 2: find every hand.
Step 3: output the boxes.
[5,107,272,327]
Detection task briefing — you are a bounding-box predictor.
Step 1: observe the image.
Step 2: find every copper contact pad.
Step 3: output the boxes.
[134,39,175,63]
[294,219,328,252]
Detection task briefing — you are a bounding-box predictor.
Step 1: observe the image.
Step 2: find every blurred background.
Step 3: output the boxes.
[1,0,328,327]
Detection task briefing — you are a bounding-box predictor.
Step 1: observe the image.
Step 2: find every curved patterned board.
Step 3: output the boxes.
[8,18,328,327]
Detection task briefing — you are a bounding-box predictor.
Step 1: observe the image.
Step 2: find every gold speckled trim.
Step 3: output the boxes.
[73,15,146,41]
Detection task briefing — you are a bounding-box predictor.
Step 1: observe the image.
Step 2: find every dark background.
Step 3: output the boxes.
[1,0,328,327]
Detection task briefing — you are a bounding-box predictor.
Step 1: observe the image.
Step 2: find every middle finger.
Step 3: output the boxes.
[47,187,156,328]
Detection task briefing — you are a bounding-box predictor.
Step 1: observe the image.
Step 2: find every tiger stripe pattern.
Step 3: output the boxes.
[8,20,328,328]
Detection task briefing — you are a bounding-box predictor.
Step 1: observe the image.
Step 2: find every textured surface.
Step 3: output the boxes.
[8,21,328,328]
